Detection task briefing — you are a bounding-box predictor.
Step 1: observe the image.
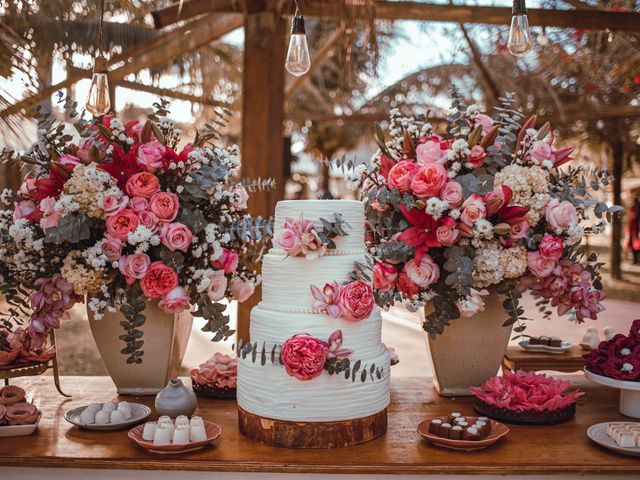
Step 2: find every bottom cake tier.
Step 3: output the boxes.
[237,348,391,422]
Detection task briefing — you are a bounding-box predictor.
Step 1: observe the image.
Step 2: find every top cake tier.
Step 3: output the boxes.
[272,199,365,254]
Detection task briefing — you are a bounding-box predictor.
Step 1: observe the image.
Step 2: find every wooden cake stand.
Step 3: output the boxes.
[238,407,388,448]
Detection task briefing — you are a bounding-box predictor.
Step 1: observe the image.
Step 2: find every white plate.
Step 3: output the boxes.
[0,413,41,437]
[584,369,640,391]
[65,403,151,431]
[587,422,640,457]
[519,340,573,354]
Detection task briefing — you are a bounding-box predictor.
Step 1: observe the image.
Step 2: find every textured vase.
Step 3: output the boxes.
[424,295,512,397]
[88,301,193,395]
[155,378,198,417]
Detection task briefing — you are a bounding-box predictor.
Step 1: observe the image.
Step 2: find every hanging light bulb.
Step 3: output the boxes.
[86,0,111,117]
[285,7,311,77]
[508,0,533,57]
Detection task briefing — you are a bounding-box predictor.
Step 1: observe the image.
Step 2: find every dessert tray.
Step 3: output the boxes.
[473,397,576,425]
[65,403,151,430]
[128,420,222,454]
[587,422,640,457]
[417,416,509,451]
[191,381,236,400]
[584,369,640,418]
[519,339,573,354]
[0,413,42,438]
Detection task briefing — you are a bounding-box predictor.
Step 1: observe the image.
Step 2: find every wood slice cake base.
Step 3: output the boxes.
[238,407,388,448]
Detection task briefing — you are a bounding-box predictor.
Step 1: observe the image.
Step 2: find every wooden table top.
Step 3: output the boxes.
[1,375,639,475]
[503,345,586,373]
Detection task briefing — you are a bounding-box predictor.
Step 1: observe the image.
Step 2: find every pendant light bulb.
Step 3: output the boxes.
[285,15,311,77]
[508,0,533,57]
[86,56,111,117]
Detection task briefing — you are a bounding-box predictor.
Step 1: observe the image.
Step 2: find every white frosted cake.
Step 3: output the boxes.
[237,199,391,422]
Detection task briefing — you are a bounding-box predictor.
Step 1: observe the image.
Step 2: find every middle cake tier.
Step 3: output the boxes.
[261,252,367,310]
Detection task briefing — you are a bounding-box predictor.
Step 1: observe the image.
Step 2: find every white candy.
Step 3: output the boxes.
[110,410,125,423]
[190,416,204,428]
[158,415,173,425]
[175,415,190,427]
[190,423,207,442]
[94,410,110,425]
[172,425,191,445]
[79,409,95,425]
[153,424,172,446]
[117,403,132,419]
[101,402,117,413]
[142,421,157,441]
[86,403,102,413]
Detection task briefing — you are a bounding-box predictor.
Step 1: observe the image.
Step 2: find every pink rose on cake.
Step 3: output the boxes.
[277,227,302,256]
[300,229,326,260]
[338,281,375,321]
[281,334,329,381]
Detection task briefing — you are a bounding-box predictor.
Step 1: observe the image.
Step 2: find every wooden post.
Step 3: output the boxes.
[611,141,624,280]
[237,9,286,342]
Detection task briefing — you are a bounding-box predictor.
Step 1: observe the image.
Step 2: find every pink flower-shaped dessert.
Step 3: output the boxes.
[190,353,238,389]
[584,320,640,381]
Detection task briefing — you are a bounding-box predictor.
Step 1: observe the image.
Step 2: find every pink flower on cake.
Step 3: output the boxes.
[416,140,445,164]
[159,286,190,313]
[277,227,302,256]
[160,222,193,253]
[125,172,160,198]
[545,198,578,233]
[102,235,123,261]
[128,196,149,213]
[206,270,228,301]
[326,329,353,360]
[460,194,487,227]
[403,254,440,289]
[281,333,328,381]
[338,281,375,321]
[119,253,151,285]
[136,140,166,172]
[300,229,326,260]
[539,234,563,261]
[387,161,418,193]
[140,261,178,299]
[99,193,128,217]
[229,184,249,210]
[467,145,486,168]
[106,209,139,240]
[373,262,398,292]
[526,251,556,278]
[211,249,239,274]
[229,277,255,302]
[311,281,343,318]
[440,180,463,208]
[149,192,179,223]
[410,162,448,198]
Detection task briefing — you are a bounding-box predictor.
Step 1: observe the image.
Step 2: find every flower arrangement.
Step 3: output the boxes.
[310,280,375,321]
[350,93,620,337]
[0,327,56,365]
[584,319,640,381]
[190,352,238,390]
[471,370,584,413]
[276,212,351,260]
[0,100,271,363]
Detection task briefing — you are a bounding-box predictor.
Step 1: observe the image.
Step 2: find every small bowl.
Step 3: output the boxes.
[0,413,42,437]
[417,416,509,451]
[65,403,151,431]
[128,420,222,454]
[473,398,576,425]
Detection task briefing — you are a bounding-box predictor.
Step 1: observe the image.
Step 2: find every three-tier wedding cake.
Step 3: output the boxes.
[237,199,390,447]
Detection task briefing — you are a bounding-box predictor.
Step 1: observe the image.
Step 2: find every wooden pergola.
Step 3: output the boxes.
[3,0,640,340]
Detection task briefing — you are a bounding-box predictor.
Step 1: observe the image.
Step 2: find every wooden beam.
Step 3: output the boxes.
[458,23,500,104]
[237,10,286,343]
[152,0,253,29]
[117,80,224,106]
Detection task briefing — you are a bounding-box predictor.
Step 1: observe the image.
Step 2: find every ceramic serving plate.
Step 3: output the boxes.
[587,422,640,457]
[417,416,509,451]
[65,403,151,431]
[519,340,573,354]
[0,413,42,437]
[128,420,222,454]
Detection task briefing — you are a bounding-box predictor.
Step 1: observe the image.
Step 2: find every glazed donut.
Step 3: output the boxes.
[0,385,26,406]
[6,402,40,425]
[0,404,6,424]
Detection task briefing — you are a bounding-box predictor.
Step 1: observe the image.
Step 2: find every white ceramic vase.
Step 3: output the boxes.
[88,301,193,395]
[424,295,512,397]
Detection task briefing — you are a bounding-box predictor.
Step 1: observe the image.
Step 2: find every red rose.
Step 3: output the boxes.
[397,272,419,299]
[105,209,139,241]
[337,281,375,321]
[281,334,328,381]
[140,261,179,299]
[125,172,160,198]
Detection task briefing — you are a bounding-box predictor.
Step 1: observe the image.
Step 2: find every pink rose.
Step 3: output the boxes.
[373,262,398,292]
[106,209,139,240]
[436,217,460,246]
[539,234,563,262]
[484,185,512,216]
[206,270,228,301]
[13,200,36,221]
[527,251,556,278]
[136,140,166,172]
[160,222,193,253]
[458,288,489,317]
[387,161,418,193]
[281,333,328,381]
[149,192,180,223]
[119,253,151,285]
[277,227,302,256]
[545,198,578,233]
[509,219,529,240]
[229,184,249,210]
[403,254,440,288]
[468,145,486,168]
[416,140,445,164]
[99,194,128,217]
[102,235,123,261]
[229,278,255,302]
[125,172,160,198]
[159,286,190,314]
[460,194,487,226]
[410,162,448,198]
[137,211,160,231]
[338,281,375,321]
[211,249,239,274]
[140,261,179,299]
[38,197,62,230]
[440,181,463,208]
[530,140,553,164]
[128,196,149,213]
[18,176,37,197]
[475,113,494,134]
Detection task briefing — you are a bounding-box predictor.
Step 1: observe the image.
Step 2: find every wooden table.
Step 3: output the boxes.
[1,375,638,478]
[502,345,586,373]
